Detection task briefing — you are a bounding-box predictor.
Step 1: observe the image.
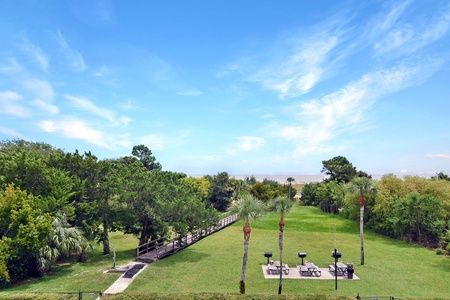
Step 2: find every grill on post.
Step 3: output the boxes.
[297,252,307,265]
[264,252,272,264]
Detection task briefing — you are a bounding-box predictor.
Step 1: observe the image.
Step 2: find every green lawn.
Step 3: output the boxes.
[0,232,138,295]
[127,206,450,298]
[1,206,449,299]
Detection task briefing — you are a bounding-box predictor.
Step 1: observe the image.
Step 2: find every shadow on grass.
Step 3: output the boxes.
[152,247,212,268]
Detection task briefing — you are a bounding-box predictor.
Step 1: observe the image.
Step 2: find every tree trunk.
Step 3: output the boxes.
[241,221,251,294]
[278,217,285,295]
[103,196,110,254]
[103,217,110,254]
[139,214,150,246]
[360,198,365,265]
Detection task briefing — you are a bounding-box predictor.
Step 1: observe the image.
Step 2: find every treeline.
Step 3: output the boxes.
[301,156,450,254]
[0,139,295,287]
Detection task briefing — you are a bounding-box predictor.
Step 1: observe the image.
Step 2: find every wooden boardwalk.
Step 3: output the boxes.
[135,214,238,263]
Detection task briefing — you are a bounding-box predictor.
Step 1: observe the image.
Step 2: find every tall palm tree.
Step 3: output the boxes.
[269,196,293,294]
[286,177,295,200]
[229,194,266,294]
[348,177,375,265]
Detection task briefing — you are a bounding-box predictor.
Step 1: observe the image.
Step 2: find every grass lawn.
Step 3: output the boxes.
[0,231,138,295]
[126,206,450,299]
[1,206,449,299]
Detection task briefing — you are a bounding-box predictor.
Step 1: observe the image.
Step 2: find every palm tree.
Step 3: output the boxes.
[229,194,266,294]
[286,177,295,200]
[269,196,293,294]
[348,177,375,265]
[37,212,87,274]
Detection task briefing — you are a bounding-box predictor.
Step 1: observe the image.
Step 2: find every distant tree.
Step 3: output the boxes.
[389,193,445,247]
[348,177,375,265]
[300,182,320,206]
[209,172,232,211]
[356,170,372,179]
[321,156,357,183]
[268,197,293,294]
[245,176,257,185]
[227,178,249,201]
[229,194,266,294]
[131,144,162,171]
[316,181,346,213]
[286,177,295,200]
[432,171,450,181]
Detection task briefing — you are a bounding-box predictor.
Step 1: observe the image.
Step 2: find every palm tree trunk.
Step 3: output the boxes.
[278,217,285,294]
[241,221,251,294]
[359,196,365,265]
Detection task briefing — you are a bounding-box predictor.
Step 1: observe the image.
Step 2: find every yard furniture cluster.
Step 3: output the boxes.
[267,260,290,275]
[263,251,355,279]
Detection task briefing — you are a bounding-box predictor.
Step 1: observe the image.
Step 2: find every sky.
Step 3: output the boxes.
[1,0,450,178]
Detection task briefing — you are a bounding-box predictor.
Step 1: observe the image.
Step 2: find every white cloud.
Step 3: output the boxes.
[280,59,443,157]
[228,136,265,155]
[64,94,127,125]
[251,34,340,99]
[0,59,22,73]
[0,91,29,117]
[37,118,110,148]
[0,126,25,138]
[427,153,450,160]
[23,79,55,101]
[32,99,59,115]
[56,31,87,72]
[374,1,450,56]
[21,39,49,71]
[140,134,165,150]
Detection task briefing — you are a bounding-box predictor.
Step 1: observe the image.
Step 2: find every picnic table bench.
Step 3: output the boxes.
[298,262,321,277]
[267,261,290,275]
[329,261,347,276]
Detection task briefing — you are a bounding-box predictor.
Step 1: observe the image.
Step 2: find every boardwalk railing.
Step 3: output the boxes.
[136,213,238,259]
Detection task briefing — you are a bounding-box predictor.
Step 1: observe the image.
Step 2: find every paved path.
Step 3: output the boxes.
[101,214,237,297]
[102,262,149,295]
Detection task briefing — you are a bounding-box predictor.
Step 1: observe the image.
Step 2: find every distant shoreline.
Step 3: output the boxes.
[189,174,328,183]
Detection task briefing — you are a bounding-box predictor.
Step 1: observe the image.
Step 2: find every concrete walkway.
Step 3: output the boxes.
[102,261,149,295]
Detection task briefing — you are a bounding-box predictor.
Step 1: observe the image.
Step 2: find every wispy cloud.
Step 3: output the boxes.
[56,31,87,72]
[280,58,444,157]
[252,34,341,99]
[23,79,59,115]
[37,117,110,148]
[21,39,49,71]
[0,126,26,139]
[427,153,450,160]
[373,1,450,56]
[64,94,129,125]
[221,14,352,99]
[0,59,22,73]
[0,91,29,117]
[227,136,265,155]
[140,134,165,151]
[32,99,59,115]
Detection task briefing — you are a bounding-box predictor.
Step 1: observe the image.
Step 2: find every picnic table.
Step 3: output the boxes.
[329,261,347,276]
[299,261,321,277]
[267,261,290,275]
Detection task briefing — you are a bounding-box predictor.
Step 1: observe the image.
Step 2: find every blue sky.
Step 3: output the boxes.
[1,0,450,177]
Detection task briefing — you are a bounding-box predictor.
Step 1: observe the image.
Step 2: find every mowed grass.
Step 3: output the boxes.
[127,206,450,298]
[0,231,138,294]
[1,206,449,299]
